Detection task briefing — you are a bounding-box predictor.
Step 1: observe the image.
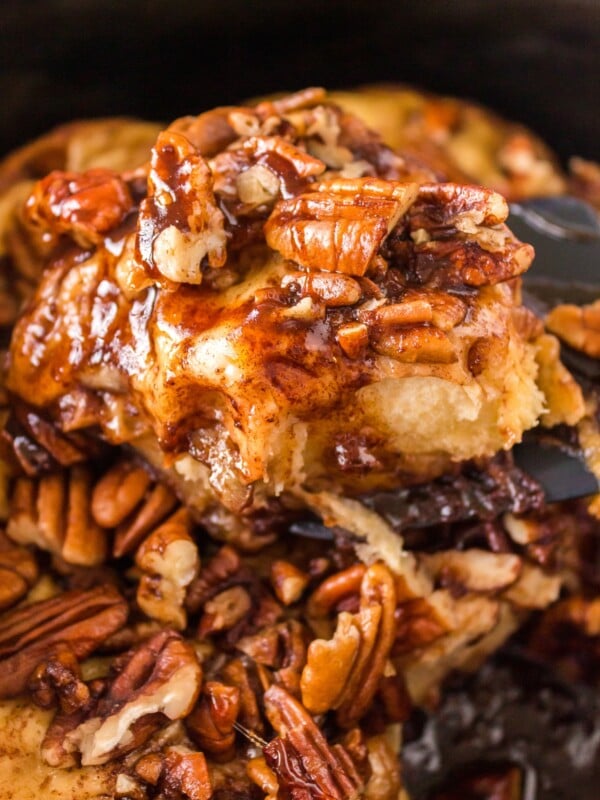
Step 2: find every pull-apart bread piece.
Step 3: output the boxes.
[4,88,575,519]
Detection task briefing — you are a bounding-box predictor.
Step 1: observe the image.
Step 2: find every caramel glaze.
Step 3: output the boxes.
[6,92,544,512]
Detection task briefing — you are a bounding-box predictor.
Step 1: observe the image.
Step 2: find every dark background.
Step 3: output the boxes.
[0,0,599,161]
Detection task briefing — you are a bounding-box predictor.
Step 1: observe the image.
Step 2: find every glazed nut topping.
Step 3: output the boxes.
[265,178,418,276]
[136,130,227,284]
[1,86,599,800]
[23,167,134,248]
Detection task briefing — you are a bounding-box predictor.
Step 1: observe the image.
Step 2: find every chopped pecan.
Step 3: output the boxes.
[265,178,418,276]
[270,561,310,606]
[569,156,600,211]
[527,595,600,683]
[0,531,38,611]
[236,620,308,696]
[198,585,253,637]
[263,684,365,800]
[336,321,369,359]
[136,130,227,284]
[91,458,151,527]
[211,135,325,206]
[132,747,212,800]
[65,631,202,765]
[546,298,600,359]
[28,642,90,714]
[23,167,134,248]
[135,508,199,630]
[409,183,508,232]
[301,563,397,727]
[246,756,279,800]
[7,466,109,566]
[221,656,264,734]
[533,333,584,427]
[186,680,241,760]
[159,748,212,800]
[0,585,127,698]
[369,324,457,364]
[186,545,243,614]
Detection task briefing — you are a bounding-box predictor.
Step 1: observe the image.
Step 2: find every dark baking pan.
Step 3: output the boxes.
[0,0,599,161]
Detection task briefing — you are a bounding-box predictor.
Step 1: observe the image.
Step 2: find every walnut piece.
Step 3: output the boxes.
[265,177,418,275]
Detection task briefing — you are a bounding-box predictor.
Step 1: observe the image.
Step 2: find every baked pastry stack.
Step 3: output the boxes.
[0,87,597,800]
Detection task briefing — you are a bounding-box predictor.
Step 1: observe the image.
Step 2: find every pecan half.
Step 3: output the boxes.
[409,183,508,232]
[546,298,600,359]
[23,167,134,248]
[301,563,397,727]
[2,406,91,476]
[91,459,179,558]
[186,680,240,760]
[265,178,418,276]
[65,631,202,765]
[135,508,199,630]
[7,466,109,566]
[186,545,243,614]
[0,585,127,698]
[136,130,227,284]
[263,684,365,800]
